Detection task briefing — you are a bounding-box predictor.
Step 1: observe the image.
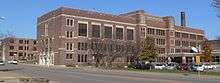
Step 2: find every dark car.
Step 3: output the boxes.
[177,63,188,70]
[131,62,154,70]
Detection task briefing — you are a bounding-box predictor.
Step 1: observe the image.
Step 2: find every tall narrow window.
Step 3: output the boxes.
[92,25,100,38]
[104,26,112,39]
[66,18,74,27]
[66,43,73,50]
[66,31,73,38]
[116,28,123,40]
[78,23,87,37]
[127,29,134,40]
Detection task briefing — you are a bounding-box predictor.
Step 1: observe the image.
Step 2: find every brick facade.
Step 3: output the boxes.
[37,7,205,65]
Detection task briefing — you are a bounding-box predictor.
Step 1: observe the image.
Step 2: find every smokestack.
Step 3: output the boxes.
[181,12,186,27]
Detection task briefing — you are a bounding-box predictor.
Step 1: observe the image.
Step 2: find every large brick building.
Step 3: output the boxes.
[37,7,204,66]
[0,37,38,63]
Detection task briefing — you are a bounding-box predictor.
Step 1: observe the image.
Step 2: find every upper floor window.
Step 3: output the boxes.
[147,28,155,35]
[190,34,196,39]
[9,46,14,50]
[18,46,23,50]
[175,40,181,46]
[104,26,112,39]
[25,40,29,44]
[182,33,189,38]
[78,23,87,37]
[19,40,23,44]
[33,40,37,44]
[197,35,204,40]
[175,32,181,38]
[182,41,189,47]
[78,42,88,50]
[9,39,15,43]
[66,54,73,59]
[66,43,74,51]
[116,27,123,40]
[127,29,134,40]
[140,28,145,37]
[156,29,165,36]
[66,31,74,38]
[66,18,74,27]
[92,25,101,38]
[158,48,165,54]
[156,38,165,45]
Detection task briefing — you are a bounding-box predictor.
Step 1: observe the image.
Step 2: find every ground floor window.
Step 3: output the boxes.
[77,54,87,62]
[212,56,220,62]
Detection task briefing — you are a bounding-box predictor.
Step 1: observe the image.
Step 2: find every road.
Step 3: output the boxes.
[0,64,220,83]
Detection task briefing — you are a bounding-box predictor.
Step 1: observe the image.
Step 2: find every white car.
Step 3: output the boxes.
[166,63,177,70]
[203,63,216,70]
[192,64,205,71]
[154,64,166,70]
[0,61,5,66]
[8,60,18,64]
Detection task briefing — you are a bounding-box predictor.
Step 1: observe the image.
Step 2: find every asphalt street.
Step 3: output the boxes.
[0,64,220,83]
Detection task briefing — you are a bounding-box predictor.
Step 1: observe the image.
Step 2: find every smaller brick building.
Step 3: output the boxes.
[0,37,38,63]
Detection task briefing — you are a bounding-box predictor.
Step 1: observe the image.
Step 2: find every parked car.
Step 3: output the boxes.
[177,63,188,70]
[8,60,18,65]
[0,61,5,66]
[165,63,177,70]
[154,63,166,70]
[203,63,216,70]
[191,64,205,72]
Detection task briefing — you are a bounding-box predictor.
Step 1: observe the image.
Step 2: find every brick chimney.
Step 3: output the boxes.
[181,12,186,27]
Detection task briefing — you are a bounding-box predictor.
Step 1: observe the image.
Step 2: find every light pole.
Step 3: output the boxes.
[0,17,5,62]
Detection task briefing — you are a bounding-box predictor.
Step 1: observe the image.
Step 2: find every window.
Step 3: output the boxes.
[170,40,174,45]
[190,34,196,39]
[24,46,29,50]
[92,25,101,38]
[175,49,181,53]
[66,54,73,59]
[9,39,14,43]
[9,46,14,50]
[66,43,74,51]
[197,35,204,40]
[104,26,112,38]
[33,40,37,44]
[182,33,189,38]
[78,23,87,37]
[170,48,175,53]
[66,18,74,26]
[19,40,23,44]
[78,42,88,50]
[158,48,165,54]
[182,41,189,47]
[175,40,181,46]
[77,54,87,62]
[66,31,73,38]
[190,42,196,47]
[147,28,155,35]
[9,52,14,56]
[116,28,123,40]
[175,32,181,38]
[140,28,145,37]
[18,46,23,50]
[127,29,134,40]
[33,47,37,51]
[25,40,29,44]
[156,38,165,45]
[156,29,165,36]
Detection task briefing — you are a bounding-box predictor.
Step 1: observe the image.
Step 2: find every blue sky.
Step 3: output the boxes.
[0,0,219,40]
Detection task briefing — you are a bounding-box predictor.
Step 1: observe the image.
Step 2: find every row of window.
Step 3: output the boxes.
[175,32,203,40]
[9,46,37,51]
[9,39,37,44]
[156,38,166,45]
[175,40,197,47]
[65,19,135,40]
[147,28,165,36]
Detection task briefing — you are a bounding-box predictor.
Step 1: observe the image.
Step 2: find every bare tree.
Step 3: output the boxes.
[89,39,136,68]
